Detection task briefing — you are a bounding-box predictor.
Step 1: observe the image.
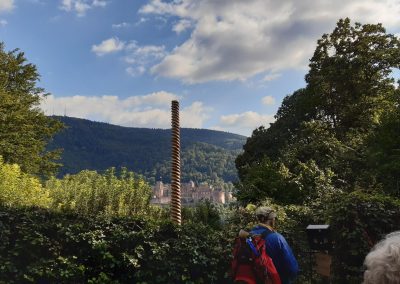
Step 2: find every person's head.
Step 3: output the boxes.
[255,206,277,227]
[363,231,400,284]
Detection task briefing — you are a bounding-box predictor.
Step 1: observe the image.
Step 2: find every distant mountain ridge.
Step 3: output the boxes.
[48,116,246,184]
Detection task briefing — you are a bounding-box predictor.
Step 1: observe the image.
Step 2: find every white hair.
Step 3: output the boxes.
[363,231,400,284]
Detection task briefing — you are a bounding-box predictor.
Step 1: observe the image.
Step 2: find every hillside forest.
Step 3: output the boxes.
[48,116,245,186]
[0,18,399,284]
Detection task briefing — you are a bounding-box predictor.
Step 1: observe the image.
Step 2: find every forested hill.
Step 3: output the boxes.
[48,116,246,184]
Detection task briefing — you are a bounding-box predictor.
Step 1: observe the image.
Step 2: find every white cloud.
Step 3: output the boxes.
[124,42,166,76]
[126,66,146,77]
[134,17,148,26]
[140,0,400,83]
[92,37,125,56]
[0,0,14,12]
[40,93,211,128]
[213,111,275,136]
[93,38,166,76]
[173,19,192,34]
[261,96,275,106]
[181,101,212,128]
[0,19,7,26]
[60,0,107,16]
[112,22,131,29]
[125,42,166,62]
[92,0,106,7]
[262,73,281,82]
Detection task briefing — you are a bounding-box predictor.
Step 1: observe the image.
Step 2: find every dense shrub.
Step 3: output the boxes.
[0,157,50,208]
[2,165,398,284]
[46,168,151,217]
[327,191,400,284]
[0,206,231,284]
[182,200,224,230]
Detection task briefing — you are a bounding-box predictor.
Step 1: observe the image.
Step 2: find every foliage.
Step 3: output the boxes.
[236,155,337,205]
[0,43,63,177]
[46,168,152,217]
[0,157,51,208]
[48,116,245,184]
[236,18,400,204]
[235,158,290,204]
[306,19,399,138]
[152,142,241,184]
[327,191,400,283]
[2,18,400,284]
[364,94,400,196]
[3,179,398,284]
[182,200,224,230]
[0,206,231,284]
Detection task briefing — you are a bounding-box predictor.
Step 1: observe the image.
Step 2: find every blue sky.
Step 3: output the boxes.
[1,0,400,136]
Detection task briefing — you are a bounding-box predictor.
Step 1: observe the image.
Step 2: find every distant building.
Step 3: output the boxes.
[150,181,234,205]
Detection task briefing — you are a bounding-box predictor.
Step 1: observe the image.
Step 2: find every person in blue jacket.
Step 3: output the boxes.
[250,206,299,284]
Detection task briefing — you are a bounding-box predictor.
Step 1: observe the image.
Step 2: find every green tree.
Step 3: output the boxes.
[364,91,400,195]
[236,18,400,204]
[235,158,291,204]
[306,18,400,141]
[236,88,317,180]
[0,43,63,176]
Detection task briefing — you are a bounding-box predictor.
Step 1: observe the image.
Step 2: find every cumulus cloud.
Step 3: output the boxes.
[40,92,211,128]
[60,0,107,16]
[92,37,125,56]
[262,96,275,106]
[0,0,14,12]
[140,0,400,83]
[213,111,275,136]
[181,101,212,128]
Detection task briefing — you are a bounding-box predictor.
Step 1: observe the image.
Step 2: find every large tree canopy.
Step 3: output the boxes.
[0,43,63,176]
[236,18,400,204]
[306,18,400,139]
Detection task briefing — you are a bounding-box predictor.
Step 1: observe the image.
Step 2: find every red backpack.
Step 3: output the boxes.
[231,230,281,284]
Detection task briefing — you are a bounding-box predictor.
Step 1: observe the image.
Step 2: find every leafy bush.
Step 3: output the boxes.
[235,157,336,205]
[0,157,51,208]
[182,200,224,230]
[46,168,151,217]
[0,206,231,284]
[3,159,398,284]
[327,191,400,283]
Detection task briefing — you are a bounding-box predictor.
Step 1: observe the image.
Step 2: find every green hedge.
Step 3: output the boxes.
[328,191,400,283]
[0,206,231,284]
[2,192,397,284]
